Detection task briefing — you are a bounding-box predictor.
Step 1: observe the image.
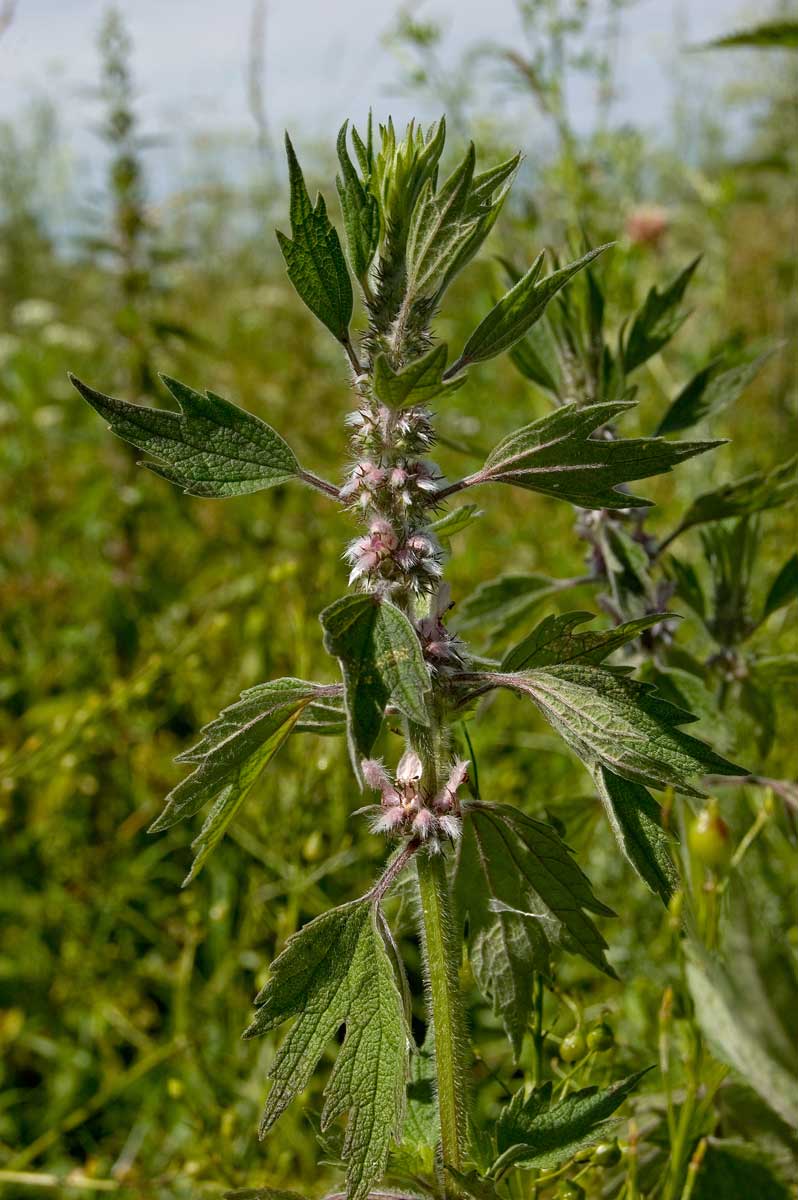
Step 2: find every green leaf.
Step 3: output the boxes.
[475,401,721,509]
[697,20,798,50]
[150,679,330,882]
[751,654,798,684]
[763,554,798,621]
[623,257,700,373]
[675,456,798,534]
[690,1141,792,1200]
[401,1028,439,1158]
[687,946,798,1129]
[277,133,353,342]
[472,665,745,796]
[594,767,678,904]
[447,1169,504,1200]
[493,1069,650,1171]
[336,120,380,287]
[509,319,562,396]
[72,374,300,498]
[667,554,707,620]
[458,573,586,639]
[320,595,430,772]
[455,245,611,369]
[372,343,465,409]
[405,142,477,300]
[426,503,482,541]
[501,611,669,672]
[454,802,615,1056]
[244,899,409,1200]
[657,349,775,435]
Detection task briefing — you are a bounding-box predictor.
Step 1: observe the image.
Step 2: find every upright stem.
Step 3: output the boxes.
[416,850,469,1192]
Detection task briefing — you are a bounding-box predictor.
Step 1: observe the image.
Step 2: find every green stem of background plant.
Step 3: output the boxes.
[416,849,469,1194]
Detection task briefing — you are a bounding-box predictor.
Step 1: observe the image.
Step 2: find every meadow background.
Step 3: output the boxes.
[1,1,796,1197]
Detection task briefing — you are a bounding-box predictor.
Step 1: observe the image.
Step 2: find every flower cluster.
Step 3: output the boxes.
[340,456,440,514]
[417,584,468,670]
[360,751,469,850]
[346,401,436,458]
[345,517,443,593]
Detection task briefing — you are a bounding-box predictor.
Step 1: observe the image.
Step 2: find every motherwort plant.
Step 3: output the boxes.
[73,118,748,1200]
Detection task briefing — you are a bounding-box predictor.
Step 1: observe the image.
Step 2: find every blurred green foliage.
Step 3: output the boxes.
[1,2,796,1197]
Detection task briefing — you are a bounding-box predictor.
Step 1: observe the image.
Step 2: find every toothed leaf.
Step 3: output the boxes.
[244,899,409,1200]
[320,595,430,773]
[278,133,353,342]
[72,374,300,498]
[466,665,746,796]
[373,343,465,409]
[493,1069,651,1170]
[502,611,671,672]
[594,767,678,904]
[476,401,721,509]
[455,801,615,1057]
[150,679,334,881]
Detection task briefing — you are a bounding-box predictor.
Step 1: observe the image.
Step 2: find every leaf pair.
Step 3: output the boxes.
[244,897,410,1200]
[454,802,616,1057]
[320,594,430,777]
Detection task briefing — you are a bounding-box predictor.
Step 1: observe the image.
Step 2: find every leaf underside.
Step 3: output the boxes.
[594,766,679,904]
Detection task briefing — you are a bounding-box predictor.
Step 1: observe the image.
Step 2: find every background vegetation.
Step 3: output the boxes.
[1,2,796,1197]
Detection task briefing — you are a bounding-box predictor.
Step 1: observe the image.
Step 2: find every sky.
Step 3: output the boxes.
[0,0,765,194]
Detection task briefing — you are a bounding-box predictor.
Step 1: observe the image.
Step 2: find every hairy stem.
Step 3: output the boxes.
[416,850,469,1192]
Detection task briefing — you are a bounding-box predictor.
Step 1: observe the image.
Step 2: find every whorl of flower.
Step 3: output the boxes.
[360,751,469,850]
[417,583,469,671]
[345,519,443,593]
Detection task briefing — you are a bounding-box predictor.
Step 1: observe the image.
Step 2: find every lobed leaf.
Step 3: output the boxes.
[501,611,670,672]
[320,595,430,774]
[454,802,615,1057]
[454,245,611,369]
[150,679,335,882]
[473,401,721,509]
[594,767,678,904]
[72,374,300,498]
[493,1069,651,1171]
[244,899,409,1200]
[278,134,353,342]
[462,664,746,797]
[372,343,465,409]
